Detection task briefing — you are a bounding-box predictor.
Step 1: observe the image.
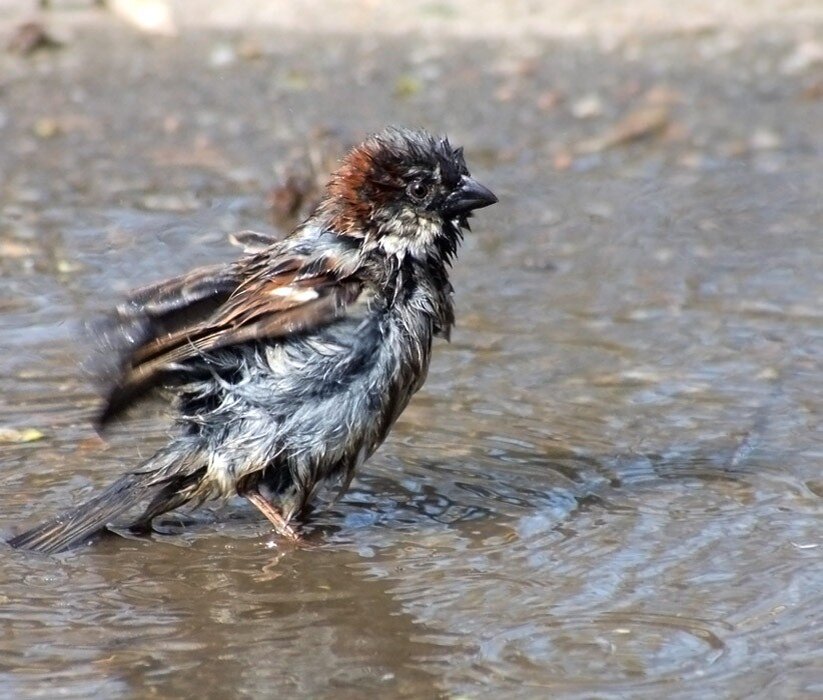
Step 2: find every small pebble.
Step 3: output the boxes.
[571,93,604,119]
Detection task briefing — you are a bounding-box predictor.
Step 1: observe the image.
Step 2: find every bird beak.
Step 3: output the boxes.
[443,175,498,216]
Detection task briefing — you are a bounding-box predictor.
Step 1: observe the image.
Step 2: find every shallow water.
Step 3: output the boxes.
[1,6,821,698]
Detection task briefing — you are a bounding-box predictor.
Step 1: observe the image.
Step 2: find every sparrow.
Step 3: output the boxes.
[8,126,497,553]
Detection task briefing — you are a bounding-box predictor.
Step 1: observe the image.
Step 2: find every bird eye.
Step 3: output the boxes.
[407,180,430,202]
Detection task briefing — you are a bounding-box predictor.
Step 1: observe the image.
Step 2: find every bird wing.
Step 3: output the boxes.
[94,242,364,425]
[87,262,241,390]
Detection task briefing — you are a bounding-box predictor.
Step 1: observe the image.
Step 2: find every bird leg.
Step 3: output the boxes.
[244,490,301,541]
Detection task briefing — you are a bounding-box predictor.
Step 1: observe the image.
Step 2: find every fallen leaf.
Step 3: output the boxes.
[33,117,60,139]
[577,104,671,153]
[394,75,423,98]
[7,21,62,55]
[0,427,45,444]
[267,175,311,222]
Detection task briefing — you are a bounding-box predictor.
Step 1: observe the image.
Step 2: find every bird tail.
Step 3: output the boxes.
[7,441,203,554]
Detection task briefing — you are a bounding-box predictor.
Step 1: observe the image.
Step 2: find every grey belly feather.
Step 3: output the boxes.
[174,303,432,515]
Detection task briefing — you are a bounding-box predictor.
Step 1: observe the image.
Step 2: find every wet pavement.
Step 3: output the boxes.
[0,2,821,698]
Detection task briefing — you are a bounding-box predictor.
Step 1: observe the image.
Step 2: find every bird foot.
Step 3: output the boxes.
[244,491,301,542]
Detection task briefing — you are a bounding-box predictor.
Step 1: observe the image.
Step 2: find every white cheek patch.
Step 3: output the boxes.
[379,234,407,256]
[378,215,441,259]
[416,216,441,245]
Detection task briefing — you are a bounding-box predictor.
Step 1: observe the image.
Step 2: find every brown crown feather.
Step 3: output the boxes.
[323,139,403,236]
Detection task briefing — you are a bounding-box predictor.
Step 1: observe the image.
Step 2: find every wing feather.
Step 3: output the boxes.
[94,245,364,426]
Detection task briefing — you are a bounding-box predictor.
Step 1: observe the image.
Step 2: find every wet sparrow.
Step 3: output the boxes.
[9,126,497,553]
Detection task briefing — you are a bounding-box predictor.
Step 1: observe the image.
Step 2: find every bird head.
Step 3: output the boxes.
[322,127,497,262]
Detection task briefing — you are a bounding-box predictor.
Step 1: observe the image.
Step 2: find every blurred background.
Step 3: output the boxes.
[0,1,821,698]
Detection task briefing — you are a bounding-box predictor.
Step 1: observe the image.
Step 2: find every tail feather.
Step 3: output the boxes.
[8,442,203,554]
